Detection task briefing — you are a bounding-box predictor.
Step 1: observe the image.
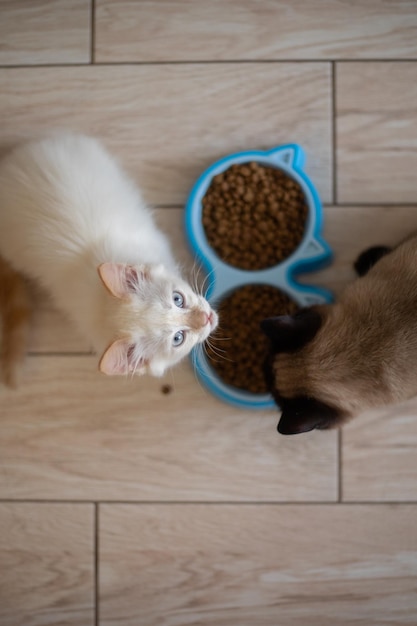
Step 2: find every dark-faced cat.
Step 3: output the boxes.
[262,240,417,435]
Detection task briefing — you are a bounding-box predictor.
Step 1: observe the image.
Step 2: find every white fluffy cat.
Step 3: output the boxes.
[0,133,217,383]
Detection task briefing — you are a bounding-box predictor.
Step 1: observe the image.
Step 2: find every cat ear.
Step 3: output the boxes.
[260,308,323,353]
[98,263,145,299]
[99,339,147,376]
[277,397,343,435]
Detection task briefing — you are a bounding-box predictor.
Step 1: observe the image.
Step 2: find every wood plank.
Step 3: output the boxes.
[301,205,417,296]
[0,357,337,501]
[0,0,90,66]
[0,503,94,626]
[99,503,417,626]
[342,398,417,502]
[95,0,417,62]
[0,63,332,204]
[336,62,417,203]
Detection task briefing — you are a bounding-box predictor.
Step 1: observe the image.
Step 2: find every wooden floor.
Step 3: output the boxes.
[1,1,417,625]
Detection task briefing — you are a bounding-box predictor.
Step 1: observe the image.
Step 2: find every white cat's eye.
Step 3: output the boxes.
[173,330,185,347]
[173,291,184,308]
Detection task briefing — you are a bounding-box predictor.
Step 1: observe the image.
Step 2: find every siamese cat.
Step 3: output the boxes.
[0,133,218,386]
[262,241,417,434]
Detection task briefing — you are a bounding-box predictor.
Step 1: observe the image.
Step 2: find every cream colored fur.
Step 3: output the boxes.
[0,133,217,380]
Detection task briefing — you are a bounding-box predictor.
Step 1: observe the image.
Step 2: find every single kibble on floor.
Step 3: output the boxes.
[207,285,298,394]
[202,162,308,270]
[161,384,173,395]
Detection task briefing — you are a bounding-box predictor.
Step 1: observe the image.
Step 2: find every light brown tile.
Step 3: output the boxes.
[0,0,90,66]
[0,356,337,501]
[95,0,417,62]
[0,503,94,626]
[336,62,417,203]
[0,63,332,204]
[342,399,417,502]
[99,503,417,626]
[302,205,417,297]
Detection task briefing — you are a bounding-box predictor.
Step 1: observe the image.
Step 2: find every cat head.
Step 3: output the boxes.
[97,262,218,377]
[261,307,352,435]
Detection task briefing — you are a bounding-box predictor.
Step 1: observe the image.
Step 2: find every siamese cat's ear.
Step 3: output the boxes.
[277,397,343,435]
[98,263,146,299]
[260,308,322,353]
[99,339,147,376]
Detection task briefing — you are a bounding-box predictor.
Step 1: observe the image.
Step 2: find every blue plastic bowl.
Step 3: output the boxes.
[185,144,333,409]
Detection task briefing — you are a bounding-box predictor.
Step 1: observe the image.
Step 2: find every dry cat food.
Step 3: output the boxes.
[206,284,298,394]
[202,162,308,270]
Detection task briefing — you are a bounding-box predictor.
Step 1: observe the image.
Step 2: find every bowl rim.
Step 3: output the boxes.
[185,143,333,410]
[185,143,332,297]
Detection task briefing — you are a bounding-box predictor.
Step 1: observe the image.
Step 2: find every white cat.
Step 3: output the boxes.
[0,133,217,383]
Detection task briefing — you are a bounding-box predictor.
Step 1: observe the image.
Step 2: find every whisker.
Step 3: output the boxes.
[196,347,234,382]
[204,340,233,363]
[190,260,202,295]
[206,338,228,356]
[190,346,213,397]
[190,259,209,297]
[130,352,144,379]
[209,328,232,342]
[201,267,216,299]
[207,335,231,341]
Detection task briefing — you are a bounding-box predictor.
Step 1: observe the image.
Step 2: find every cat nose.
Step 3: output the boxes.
[190,309,211,330]
[201,312,216,327]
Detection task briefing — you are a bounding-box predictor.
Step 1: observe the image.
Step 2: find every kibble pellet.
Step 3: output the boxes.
[202,162,308,270]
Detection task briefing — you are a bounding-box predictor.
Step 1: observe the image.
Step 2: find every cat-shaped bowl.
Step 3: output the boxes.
[185,144,333,409]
